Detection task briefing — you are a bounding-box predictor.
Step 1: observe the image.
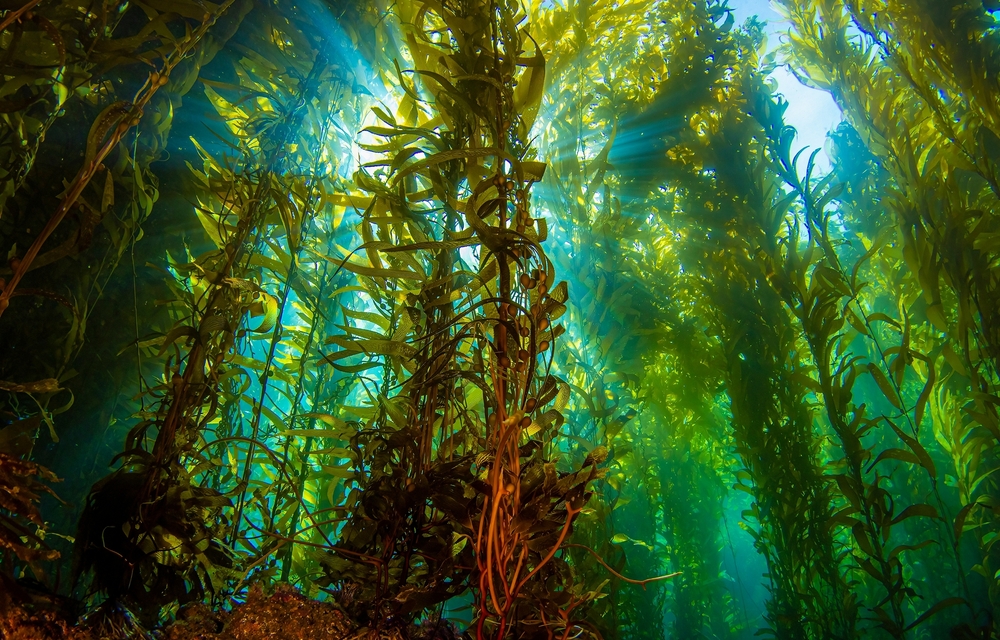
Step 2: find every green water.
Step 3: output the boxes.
[1,0,998,638]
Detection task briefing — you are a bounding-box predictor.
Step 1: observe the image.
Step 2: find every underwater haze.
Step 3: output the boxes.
[1,1,999,639]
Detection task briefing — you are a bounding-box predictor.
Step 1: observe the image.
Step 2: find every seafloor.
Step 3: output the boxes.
[0,585,462,640]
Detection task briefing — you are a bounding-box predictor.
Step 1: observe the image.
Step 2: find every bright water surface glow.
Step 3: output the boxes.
[728,0,842,174]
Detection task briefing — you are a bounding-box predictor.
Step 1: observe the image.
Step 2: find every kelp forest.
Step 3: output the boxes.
[1,0,1000,638]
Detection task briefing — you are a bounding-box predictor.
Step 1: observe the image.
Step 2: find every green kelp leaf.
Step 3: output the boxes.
[912,353,935,427]
[953,499,991,540]
[101,169,115,213]
[0,416,41,457]
[844,308,869,336]
[942,343,968,376]
[283,430,341,439]
[831,474,861,510]
[851,521,876,557]
[891,503,939,526]
[886,420,937,478]
[867,448,920,473]
[888,539,935,561]
[868,363,902,410]
[307,447,353,458]
[609,532,653,550]
[903,598,965,632]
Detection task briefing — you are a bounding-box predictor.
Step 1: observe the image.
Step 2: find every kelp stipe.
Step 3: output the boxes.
[778,0,1000,632]
[315,2,622,636]
[527,1,742,637]
[71,0,367,622]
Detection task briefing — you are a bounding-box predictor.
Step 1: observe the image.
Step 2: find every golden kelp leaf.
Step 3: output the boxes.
[513,41,545,135]
[379,393,411,430]
[142,0,214,19]
[199,314,228,338]
[302,413,349,430]
[273,187,300,252]
[381,238,480,253]
[195,206,236,249]
[391,307,414,342]
[474,452,494,468]
[520,161,547,183]
[156,326,199,356]
[548,280,568,304]
[391,147,502,185]
[341,305,391,330]
[554,383,570,411]
[85,101,131,167]
[523,421,542,438]
[101,170,115,213]
[320,465,353,478]
[326,336,417,359]
[323,253,425,281]
[0,379,61,394]
[249,292,280,333]
[583,445,608,466]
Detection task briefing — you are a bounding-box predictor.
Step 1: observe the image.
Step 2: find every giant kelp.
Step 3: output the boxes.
[1,0,999,639]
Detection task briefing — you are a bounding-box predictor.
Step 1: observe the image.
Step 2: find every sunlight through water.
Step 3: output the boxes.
[729,0,842,172]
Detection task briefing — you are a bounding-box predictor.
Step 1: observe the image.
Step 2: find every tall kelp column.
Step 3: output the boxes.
[0,0,640,638]
[1,0,1000,639]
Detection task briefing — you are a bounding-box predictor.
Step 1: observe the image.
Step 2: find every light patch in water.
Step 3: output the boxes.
[728,0,843,174]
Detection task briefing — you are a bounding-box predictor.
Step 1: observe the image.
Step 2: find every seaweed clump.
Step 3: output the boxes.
[0,584,465,639]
